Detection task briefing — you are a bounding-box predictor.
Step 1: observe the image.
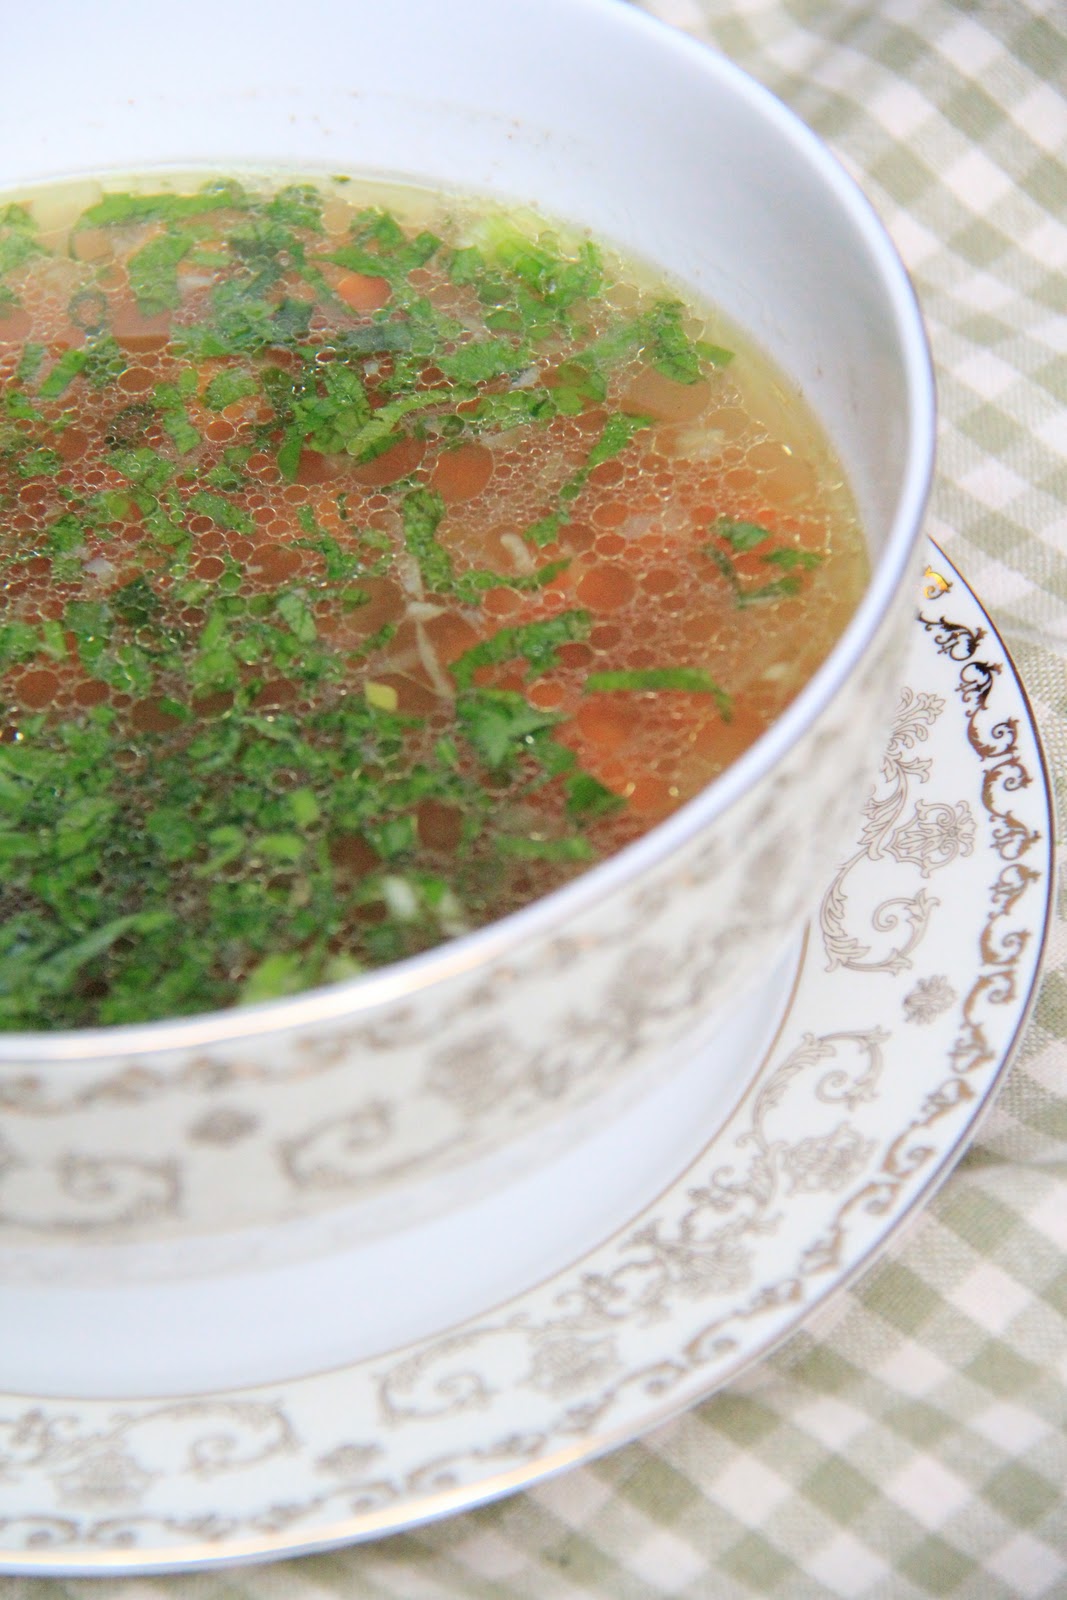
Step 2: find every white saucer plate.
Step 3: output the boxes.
[0,540,1052,1574]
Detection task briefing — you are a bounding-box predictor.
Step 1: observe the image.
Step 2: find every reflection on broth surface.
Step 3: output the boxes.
[0,174,867,1028]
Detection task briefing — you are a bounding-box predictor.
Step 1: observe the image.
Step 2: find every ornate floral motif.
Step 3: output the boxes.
[279,1102,397,1191]
[0,1401,297,1536]
[922,565,952,600]
[888,800,975,875]
[314,1442,382,1479]
[820,686,958,975]
[918,610,1045,1079]
[525,1334,620,1398]
[781,1122,875,1195]
[54,1449,156,1511]
[903,975,957,1025]
[187,1107,259,1146]
[0,1148,181,1233]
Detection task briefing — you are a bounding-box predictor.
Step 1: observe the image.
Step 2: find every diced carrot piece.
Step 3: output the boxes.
[430,443,494,503]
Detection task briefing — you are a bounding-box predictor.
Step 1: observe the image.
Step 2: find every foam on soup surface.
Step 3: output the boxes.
[0,175,867,1028]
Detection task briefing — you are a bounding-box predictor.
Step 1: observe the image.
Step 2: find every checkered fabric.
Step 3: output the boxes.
[4,1,1063,1595]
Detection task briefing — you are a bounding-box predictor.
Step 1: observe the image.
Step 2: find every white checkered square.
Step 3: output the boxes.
[954,269,1017,312]
[953,352,1022,401]
[1035,410,1067,456]
[1026,1185,1067,1251]
[873,1340,953,1400]
[448,1528,531,1583]
[1020,213,1067,271]
[942,147,1015,210]
[958,461,1030,511]
[627,1526,709,1591]
[986,1532,1067,1599]
[710,1453,793,1524]
[806,1530,892,1599]
[791,1396,871,1454]
[885,1458,975,1530]
[868,80,934,140]
[951,1261,1033,1335]
[972,1400,1053,1456]
[1013,83,1067,154]
[533,1465,614,1526]
[936,15,1007,75]
[888,211,945,270]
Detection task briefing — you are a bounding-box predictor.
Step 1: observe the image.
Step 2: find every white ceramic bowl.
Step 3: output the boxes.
[0,0,934,1271]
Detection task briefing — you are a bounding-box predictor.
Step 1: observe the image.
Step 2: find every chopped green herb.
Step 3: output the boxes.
[705,520,823,607]
[437,338,528,386]
[0,204,43,288]
[715,517,773,552]
[16,447,61,477]
[81,184,247,227]
[37,347,88,400]
[455,688,564,770]
[128,231,193,316]
[762,545,822,571]
[451,610,590,691]
[585,667,732,719]
[587,411,652,468]
[204,369,258,411]
[401,487,456,594]
[0,174,859,1028]
[186,489,254,534]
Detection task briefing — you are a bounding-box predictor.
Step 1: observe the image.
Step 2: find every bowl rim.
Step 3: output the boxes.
[0,0,936,1060]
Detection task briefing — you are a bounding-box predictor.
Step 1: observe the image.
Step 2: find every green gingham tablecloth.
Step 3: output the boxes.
[5,2,1065,1596]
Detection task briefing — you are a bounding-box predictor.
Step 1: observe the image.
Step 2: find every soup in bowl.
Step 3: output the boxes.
[0,0,933,1265]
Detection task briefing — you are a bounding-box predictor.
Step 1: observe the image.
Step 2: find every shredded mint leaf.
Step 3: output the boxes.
[204,368,258,411]
[467,387,558,434]
[81,335,126,389]
[697,340,734,367]
[495,834,596,862]
[437,338,528,385]
[16,447,61,478]
[451,610,590,691]
[37,347,88,399]
[109,446,173,493]
[0,205,43,283]
[15,343,45,384]
[525,512,565,548]
[128,231,193,315]
[715,517,773,552]
[455,688,564,770]
[401,487,455,594]
[738,576,804,606]
[473,218,604,310]
[186,490,254,534]
[637,299,705,384]
[275,590,318,644]
[81,185,247,228]
[455,557,570,602]
[762,546,822,571]
[587,411,652,468]
[565,771,624,820]
[264,184,324,231]
[585,667,732,718]
[342,390,440,462]
[0,621,43,669]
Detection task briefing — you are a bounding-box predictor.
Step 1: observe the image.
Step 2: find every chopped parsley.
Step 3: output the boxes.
[0,174,839,1028]
[705,517,824,607]
[585,667,732,719]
